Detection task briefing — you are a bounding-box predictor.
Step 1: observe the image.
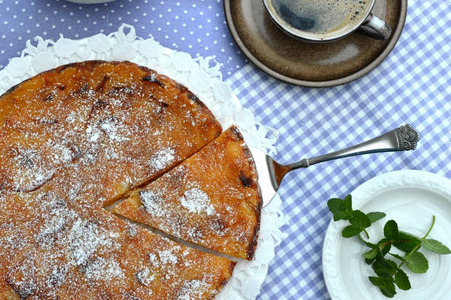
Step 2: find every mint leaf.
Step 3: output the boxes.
[369,276,385,286]
[405,251,429,274]
[394,231,421,252]
[349,210,371,228]
[389,253,406,263]
[394,269,411,291]
[367,212,386,224]
[423,239,451,254]
[342,224,362,238]
[360,238,377,249]
[376,238,392,256]
[369,276,397,298]
[343,194,352,209]
[384,220,399,239]
[327,197,353,221]
[372,257,397,278]
[362,248,378,260]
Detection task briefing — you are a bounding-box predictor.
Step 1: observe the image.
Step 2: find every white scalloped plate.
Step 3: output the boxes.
[323,170,451,300]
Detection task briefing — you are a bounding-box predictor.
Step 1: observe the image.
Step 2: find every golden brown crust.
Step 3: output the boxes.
[114,126,262,260]
[230,128,263,259]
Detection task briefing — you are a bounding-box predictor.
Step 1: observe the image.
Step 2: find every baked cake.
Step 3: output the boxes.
[114,126,262,260]
[0,61,261,299]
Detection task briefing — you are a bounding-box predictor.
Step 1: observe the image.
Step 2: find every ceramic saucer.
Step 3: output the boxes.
[224,0,407,88]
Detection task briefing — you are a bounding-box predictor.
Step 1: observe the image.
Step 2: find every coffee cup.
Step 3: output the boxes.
[263,0,391,42]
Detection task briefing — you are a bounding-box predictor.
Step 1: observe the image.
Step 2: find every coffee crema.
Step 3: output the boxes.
[269,0,371,39]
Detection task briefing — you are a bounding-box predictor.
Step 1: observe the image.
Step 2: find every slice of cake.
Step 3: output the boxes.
[0,188,235,299]
[114,126,262,260]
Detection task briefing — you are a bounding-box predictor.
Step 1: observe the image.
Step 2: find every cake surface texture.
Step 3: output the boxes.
[0,189,235,299]
[0,60,222,206]
[0,61,262,299]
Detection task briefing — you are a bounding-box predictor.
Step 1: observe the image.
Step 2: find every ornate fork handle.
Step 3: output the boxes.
[395,124,419,150]
[291,124,420,169]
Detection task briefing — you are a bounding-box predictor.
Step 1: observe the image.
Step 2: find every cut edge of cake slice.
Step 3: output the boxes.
[113,125,262,261]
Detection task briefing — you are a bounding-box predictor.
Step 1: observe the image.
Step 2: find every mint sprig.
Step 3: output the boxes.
[327,195,385,239]
[327,195,451,298]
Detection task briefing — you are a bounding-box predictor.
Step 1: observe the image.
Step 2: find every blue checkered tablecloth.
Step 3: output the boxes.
[0,1,450,299]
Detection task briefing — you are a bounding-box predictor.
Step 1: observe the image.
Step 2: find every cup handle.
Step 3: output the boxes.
[358,13,392,40]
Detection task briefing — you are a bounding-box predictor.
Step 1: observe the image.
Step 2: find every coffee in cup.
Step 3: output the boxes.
[263,0,391,42]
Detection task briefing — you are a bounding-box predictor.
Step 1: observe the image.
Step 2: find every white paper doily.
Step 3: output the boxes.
[0,24,287,299]
[323,170,451,300]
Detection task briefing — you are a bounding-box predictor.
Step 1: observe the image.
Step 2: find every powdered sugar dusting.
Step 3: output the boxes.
[135,182,221,244]
[149,147,176,172]
[140,190,165,217]
[86,124,102,143]
[95,116,130,142]
[158,245,181,265]
[135,267,155,287]
[84,257,125,281]
[176,278,212,300]
[67,218,120,268]
[180,188,215,216]
[10,147,55,192]
[0,191,126,297]
[33,193,123,282]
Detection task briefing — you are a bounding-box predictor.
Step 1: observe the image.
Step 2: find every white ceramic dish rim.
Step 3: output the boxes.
[322,169,451,300]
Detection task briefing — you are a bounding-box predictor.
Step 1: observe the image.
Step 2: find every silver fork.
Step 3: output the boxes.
[251,124,420,207]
